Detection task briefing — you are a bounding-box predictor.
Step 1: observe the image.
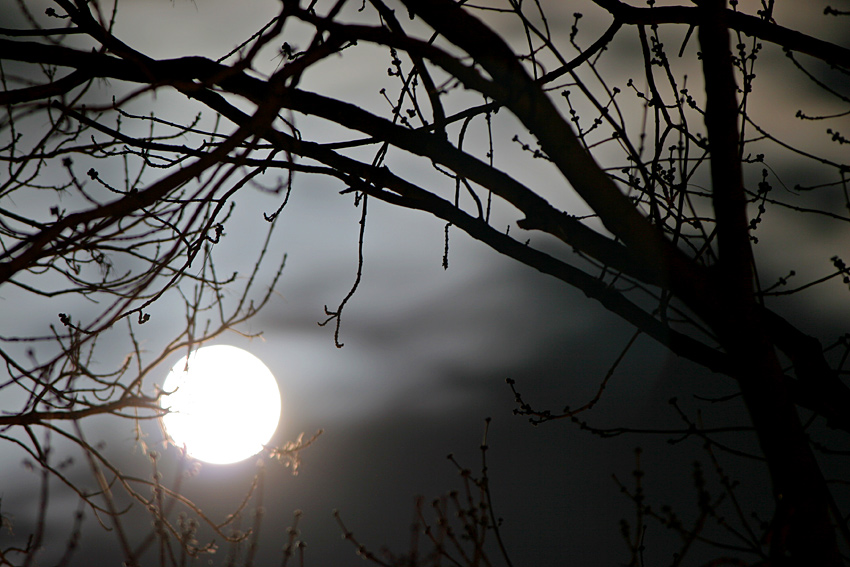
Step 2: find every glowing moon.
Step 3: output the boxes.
[160,345,281,465]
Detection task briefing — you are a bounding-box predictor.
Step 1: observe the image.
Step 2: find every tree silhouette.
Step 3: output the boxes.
[1,0,849,565]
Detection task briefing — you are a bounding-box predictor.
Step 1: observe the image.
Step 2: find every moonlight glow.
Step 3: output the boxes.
[161,345,281,465]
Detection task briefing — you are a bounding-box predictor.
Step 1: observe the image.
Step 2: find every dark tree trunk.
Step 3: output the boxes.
[698,1,842,563]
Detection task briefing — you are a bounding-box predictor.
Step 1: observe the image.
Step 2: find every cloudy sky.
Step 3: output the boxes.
[1,1,848,565]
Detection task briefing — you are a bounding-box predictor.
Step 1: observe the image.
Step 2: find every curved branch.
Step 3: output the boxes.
[402,0,714,307]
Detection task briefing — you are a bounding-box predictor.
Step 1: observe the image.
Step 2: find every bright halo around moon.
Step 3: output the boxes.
[160,345,281,465]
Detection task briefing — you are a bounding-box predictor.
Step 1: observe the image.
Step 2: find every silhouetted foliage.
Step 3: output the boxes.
[1,0,849,565]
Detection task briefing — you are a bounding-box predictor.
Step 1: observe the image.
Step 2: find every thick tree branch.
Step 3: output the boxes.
[0,33,663,290]
[592,0,850,70]
[402,0,715,310]
[187,83,850,435]
[0,70,90,105]
[699,1,752,293]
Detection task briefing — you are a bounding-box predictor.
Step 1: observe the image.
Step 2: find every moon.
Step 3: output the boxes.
[160,345,282,465]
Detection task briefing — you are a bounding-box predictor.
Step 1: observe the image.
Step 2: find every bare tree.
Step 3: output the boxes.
[1,0,849,564]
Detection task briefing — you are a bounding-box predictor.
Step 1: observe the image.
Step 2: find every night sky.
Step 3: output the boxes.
[1,1,848,566]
